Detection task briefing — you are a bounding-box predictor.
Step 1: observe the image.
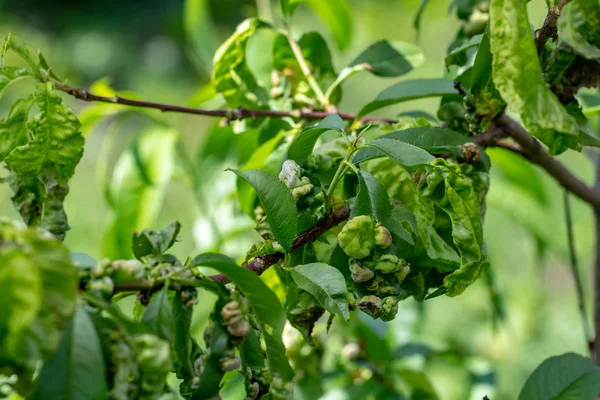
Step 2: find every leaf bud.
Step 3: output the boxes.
[349,262,374,283]
[374,223,392,248]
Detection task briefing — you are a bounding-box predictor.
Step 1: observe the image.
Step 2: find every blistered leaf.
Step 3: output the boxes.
[5,83,84,239]
[519,353,600,400]
[0,222,76,387]
[489,0,580,154]
[349,40,425,77]
[0,67,34,98]
[358,78,460,117]
[287,114,345,165]
[190,253,294,381]
[0,96,34,161]
[228,168,298,252]
[291,263,350,320]
[354,127,467,163]
[104,128,177,259]
[365,158,460,267]
[212,18,269,109]
[557,0,600,60]
[1,33,43,78]
[367,137,435,167]
[34,306,108,400]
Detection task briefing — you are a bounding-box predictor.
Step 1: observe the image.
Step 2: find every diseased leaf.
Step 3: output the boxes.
[349,40,425,77]
[354,127,468,163]
[0,67,34,98]
[228,168,298,252]
[1,33,43,78]
[367,137,435,167]
[104,128,177,259]
[190,253,294,381]
[557,0,600,60]
[0,96,34,161]
[359,78,460,117]
[5,83,84,240]
[34,306,108,400]
[287,114,345,165]
[291,263,350,320]
[489,0,580,154]
[212,18,270,109]
[519,353,600,400]
[142,288,175,342]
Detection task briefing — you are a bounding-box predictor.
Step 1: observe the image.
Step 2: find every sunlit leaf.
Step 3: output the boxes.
[349,40,425,77]
[351,170,391,225]
[367,137,435,167]
[0,67,34,98]
[0,96,34,161]
[445,34,483,68]
[557,0,600,60]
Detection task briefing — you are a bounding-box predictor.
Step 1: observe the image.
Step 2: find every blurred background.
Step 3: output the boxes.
[0,0,596,398]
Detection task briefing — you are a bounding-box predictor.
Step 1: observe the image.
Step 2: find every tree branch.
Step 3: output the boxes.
[113,205,351,293]
[54,82,396,124]
[534,0,571,54]
[497,114,600,208]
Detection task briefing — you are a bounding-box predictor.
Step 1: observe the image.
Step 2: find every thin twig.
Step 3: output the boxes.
[285,30,331,110]
[564,191,593,350]
[54,82,393,124]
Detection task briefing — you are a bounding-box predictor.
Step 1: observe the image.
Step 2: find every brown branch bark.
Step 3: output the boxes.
[496,114,600,208]
[113,205,351,292]
[534,0,571,54]
[54,82,395,125]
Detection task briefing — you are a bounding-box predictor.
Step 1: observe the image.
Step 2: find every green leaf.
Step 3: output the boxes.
[354,127,468,163]
[413,0,431,34]
[349,40,425,77]
[132,221,182,260]
[304,0,353,50]
[445,34,483,68]
[104,128,177,259]
[291,263,350,320]
[228,168,298,252]
[358,78,460,117]
[280,0,304,18]
[34,306,107,400]
[519,353,600,400]
[142,288,175,342]
[0,96,34,161]
[0,67,34,98]
[5,84,84,240]
[184,0,218,72]
[190,253,294,381]
[351,170,391,224]
[557,0,600,60]
[1,33,43,78]
[488,148,547,206]
[287,114,345,165]
[212,18,270,109]
[367,137,435,167]
[387,205,416,246]
[489,0,581,154]
[172,293,194,375]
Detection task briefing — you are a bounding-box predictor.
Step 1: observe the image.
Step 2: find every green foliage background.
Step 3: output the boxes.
[0,0,597,398]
